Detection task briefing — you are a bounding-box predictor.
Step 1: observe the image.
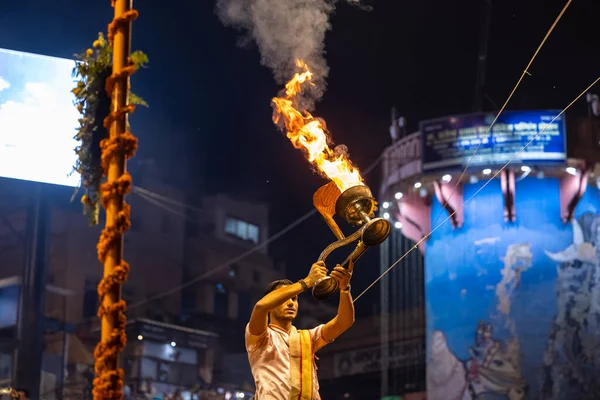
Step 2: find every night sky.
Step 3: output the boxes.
[1,0,598,315]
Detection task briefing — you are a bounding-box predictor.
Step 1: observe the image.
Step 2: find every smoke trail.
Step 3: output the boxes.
[215,0,370,105]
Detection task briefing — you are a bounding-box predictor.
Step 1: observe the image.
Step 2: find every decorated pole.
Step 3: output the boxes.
[93,0,139,399]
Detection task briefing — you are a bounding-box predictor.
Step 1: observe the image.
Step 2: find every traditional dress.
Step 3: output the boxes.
[245,324,332,400]
[427,331,472,400]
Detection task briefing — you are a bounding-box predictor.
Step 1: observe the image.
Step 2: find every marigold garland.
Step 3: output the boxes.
[72,33,148,226]
[70,2,147,400]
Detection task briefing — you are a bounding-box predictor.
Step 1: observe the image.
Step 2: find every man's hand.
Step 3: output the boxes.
[330,261,353,290]
[304,261,328,288]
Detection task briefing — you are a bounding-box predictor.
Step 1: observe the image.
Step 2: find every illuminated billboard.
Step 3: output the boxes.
[0,48,80,187]
[421,110,567,172]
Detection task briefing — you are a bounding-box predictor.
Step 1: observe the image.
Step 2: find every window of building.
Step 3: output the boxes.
[214,284,229,317]
[224,217,260,244]
[181,266,196,314]
[216,283,226,294]
[181,287,196,314]
[140,358,158,380]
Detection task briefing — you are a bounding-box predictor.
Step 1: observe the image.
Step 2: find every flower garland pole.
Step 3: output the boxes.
[93,0,139,399]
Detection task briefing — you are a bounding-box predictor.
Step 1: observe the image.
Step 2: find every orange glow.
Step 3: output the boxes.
[272,60,363,192]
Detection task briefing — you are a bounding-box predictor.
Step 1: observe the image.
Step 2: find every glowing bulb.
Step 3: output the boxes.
[383,212,390,219]
[138,335,143,341]
[483,168,492,175]
[394,192,403,200]
[414,182,422,189]
[521,165,531,172]
[442,174,452,183]
[394,221,403,229]
[382,202,390,209]
[566,167,577,176]
[171,341,176,347]
[469,175,479,184]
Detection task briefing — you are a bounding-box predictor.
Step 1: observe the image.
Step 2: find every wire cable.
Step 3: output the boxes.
[126,209,318,311]
[119,155,384,312]
[132,185,207,214]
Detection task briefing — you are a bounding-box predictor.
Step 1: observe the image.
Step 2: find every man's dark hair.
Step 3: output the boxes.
[264,279,293,296]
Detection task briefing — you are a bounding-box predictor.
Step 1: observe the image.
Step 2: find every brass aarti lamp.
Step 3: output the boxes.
[312,181,391,300]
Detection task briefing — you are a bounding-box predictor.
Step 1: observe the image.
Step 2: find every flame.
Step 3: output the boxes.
[272,60,363,192]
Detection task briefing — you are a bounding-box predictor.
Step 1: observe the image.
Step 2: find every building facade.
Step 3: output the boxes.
[380,108,600,400]
[0,174,282,397]
[378,128,427,399]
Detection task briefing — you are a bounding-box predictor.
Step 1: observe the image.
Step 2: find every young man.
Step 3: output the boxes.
[245,261,355,399]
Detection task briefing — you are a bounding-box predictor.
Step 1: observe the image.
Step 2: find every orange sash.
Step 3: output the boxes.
[288,326,313,400]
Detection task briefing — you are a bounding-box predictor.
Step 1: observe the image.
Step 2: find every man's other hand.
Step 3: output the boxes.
[330,262,352,290]
[304,261,328,287]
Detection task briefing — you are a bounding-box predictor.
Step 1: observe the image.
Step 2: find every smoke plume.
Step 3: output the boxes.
[215,0,370,105]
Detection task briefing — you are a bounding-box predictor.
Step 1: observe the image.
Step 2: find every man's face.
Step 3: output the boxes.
[270,285,298,321]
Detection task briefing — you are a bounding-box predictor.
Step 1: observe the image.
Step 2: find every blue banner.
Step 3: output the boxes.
[420,110,566,171]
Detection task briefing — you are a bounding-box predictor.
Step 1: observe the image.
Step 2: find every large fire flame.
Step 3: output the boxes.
[272,60,363,192]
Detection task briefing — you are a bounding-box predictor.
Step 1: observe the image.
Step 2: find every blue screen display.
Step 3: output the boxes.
[420,110,566,172]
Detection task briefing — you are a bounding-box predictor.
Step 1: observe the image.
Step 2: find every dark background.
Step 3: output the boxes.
[1,0,598,315]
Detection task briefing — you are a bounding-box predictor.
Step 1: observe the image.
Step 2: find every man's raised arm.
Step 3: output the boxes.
[248,262,328,336]
[323,263,355,342]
